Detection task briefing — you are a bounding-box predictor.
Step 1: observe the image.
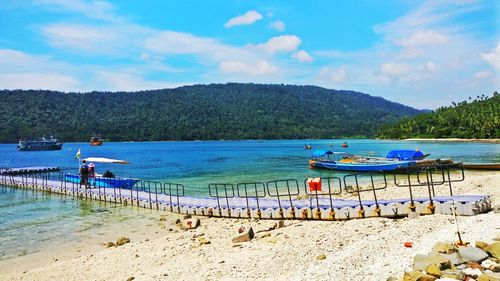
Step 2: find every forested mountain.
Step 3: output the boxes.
[377,92,499,139]
[0,83,421,142]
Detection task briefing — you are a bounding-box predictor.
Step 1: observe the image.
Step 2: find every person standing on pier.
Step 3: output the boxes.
[79,160,89,188]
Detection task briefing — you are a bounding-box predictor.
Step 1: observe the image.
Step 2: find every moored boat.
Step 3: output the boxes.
[90,135,103,146]
[64,173,139,188]
[65,157,139,188]
[17,136,63,151]
[462,162,500,170]
[309,149,434,172]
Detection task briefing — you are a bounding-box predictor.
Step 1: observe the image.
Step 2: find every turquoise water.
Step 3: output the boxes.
[0,139,498,260]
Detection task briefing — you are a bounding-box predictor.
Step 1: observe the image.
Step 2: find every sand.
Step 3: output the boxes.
[0,171,498,281]
[404,138,500,143]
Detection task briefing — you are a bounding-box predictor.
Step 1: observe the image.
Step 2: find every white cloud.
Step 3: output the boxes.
[95,71,183,91]
[224,10,263,28]
[398,30,449,47]
[219,60,278,76]
[145,31,219,55]
[318,67,347,83]
[380,62,412,78]
[259,35,301,54]
[474,70,493,79]
[0,49,80,90]
[270,20,286,31]
[425,61,437,71]
[292,50,313,63]
[0,73,79,91]
[481,42,500,71]
[41,23,127,54]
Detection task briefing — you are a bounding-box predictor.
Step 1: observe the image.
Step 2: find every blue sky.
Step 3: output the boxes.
[0,0,498,109]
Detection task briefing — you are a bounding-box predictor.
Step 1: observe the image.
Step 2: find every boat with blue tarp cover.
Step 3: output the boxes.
[309,149,431,172]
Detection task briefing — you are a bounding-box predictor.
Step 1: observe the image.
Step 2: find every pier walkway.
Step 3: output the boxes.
[0,164,492,220]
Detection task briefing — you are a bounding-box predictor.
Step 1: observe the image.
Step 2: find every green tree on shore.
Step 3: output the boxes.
[377,92,499,139]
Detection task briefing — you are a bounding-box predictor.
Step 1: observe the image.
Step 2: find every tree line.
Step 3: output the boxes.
[377,92,499,139]
[0,83,422,143]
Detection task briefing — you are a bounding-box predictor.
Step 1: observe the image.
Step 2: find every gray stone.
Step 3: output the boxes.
[477,241,490,250]
[444,252,465,265]
[483,271,500,280]
[179,218,200,230]
[433,241,457,254]
[459,246,489,263]
[116,237,130,246]
[493,205,500,214]
[482,259,500,272]
[413,253,452,271]
[232,227,254,243]
[488,242,500,259]
[440,269,465,280]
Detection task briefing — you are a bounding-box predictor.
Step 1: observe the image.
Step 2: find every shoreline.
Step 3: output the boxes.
[0,171,498,280]
[404,138,500,143]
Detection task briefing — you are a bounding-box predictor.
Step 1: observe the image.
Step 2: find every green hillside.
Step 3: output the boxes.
[377,92,499,139]
[0,83,421,142]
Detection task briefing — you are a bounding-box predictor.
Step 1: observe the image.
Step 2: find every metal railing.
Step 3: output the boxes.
[392,163,465,213]
[343,171,388,218]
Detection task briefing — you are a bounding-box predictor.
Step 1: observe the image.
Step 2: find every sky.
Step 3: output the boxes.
[0,0,498,109]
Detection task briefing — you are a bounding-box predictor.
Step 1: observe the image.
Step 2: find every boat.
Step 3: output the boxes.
[305,143,312,150]
[309,149,432,172]
[341,142,348,148]
[462,162,500,170]
[17,136,63,151]
[64,157,139,188]
[64,173,139,188]
[90,135,103,146]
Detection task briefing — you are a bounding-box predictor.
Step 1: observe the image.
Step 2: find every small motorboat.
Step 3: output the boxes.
[309,149,431,172]
[90,135,103,146]
[65,157,139,188]
[305,143,312,150]
[64,173,139,188]
[341,142,348,148]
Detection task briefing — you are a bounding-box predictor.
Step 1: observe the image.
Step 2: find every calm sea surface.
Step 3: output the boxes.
[0,139,498,260]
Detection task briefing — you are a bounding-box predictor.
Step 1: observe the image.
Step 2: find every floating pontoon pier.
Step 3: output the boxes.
[0,164,491,220]
[0,166,59,175]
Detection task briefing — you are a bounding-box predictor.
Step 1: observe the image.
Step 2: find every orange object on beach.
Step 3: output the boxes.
[404,242,413,248]
[307,178,322,192]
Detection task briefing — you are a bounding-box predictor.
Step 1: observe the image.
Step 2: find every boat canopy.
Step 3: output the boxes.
[386,150,424,161]
[82,157,129,164]
[312,150,334,158]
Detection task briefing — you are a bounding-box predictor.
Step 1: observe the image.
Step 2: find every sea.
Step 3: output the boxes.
[0,139,498,260]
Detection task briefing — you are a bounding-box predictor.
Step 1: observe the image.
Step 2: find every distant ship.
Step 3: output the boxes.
[90,135,103,146]
[17,136,63,151]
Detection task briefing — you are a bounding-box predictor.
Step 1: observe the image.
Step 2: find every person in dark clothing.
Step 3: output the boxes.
[103,170,115,178]
[79,160,89,188]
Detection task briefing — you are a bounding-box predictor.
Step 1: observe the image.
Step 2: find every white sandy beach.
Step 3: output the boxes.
[0,171,498,281]
[404,138,500,144]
